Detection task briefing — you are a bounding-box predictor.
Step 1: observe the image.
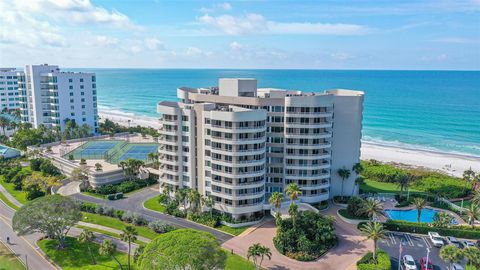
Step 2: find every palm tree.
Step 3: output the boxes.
[269,192,284,216]
[432,212,454,228]
[94,163,103,171]
[147,152,159,169]
[99,239,123,270]
[412,197,427,223]
[187,189,201,213]
[247,243,272,270]
[162,183,173,197]
[463,168,476,194]
[463,246,480,270]
[120,226,138,270]
[175,187,189,214]
[440,244,463,270]
[337,167,351,197]
[463,203,480,228]
[396,174,411,199]
[359,222,387,262]
[472,189,480,206]
[202,195,214,217]
[352,176,365,197]
[286,183,301,202]
[79,229,96,265]
[0,116,10,136]
[357,198,383,221]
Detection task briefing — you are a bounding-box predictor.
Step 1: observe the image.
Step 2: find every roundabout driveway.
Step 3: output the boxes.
[222,204,371,270]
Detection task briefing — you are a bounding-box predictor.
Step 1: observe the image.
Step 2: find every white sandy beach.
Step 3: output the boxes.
[99,109,480,177]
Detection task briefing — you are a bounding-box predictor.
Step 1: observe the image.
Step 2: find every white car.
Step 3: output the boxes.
[449,263,465,270]
[402,255,417,270]
[428,231,444,247]
[463,240,475,248]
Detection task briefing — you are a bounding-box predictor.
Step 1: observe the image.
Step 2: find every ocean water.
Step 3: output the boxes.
[74,69,480,157]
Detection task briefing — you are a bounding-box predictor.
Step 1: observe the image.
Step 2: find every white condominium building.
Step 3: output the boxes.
[0,68,22,112]
[19,64,99,133]
[157,78,363,219]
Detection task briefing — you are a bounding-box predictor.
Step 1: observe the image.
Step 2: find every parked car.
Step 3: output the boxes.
[476,240,480,248]
[402,255,417,270]
[446,236,463,248]
[428,231,444,247]
[419,257,433,270]
[448,263,464,270]
[463,240,475,248]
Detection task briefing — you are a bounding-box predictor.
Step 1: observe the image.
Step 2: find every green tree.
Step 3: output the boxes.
[147,152,159,169]
[121,226,138,270]
[24,171,61,195]
[175,187,190,214]
[463,247,480,270]
[79,229,96,265]
[396,174,411,199]
[0,115,10,135]
[432,212,454,228]
[359,222,387,262]
[412,197,427,223]
[94,163,103,171]
[269,191,284,216]
[439,244,463,270]
[463,168,476,194]
[286,183,301,202]
[473,189,480,206]
[138,229,226,270]
[337,167,351,197]
[463,203,480,228]
[187,189,201,213]
[357,198,383,221]
[201,195,214,217]
[133,245,145,264]
[118,158,145,180]
[247,243,272,270]
[12,195,81,249]
[71,165,90,190]
[99,239,123,270]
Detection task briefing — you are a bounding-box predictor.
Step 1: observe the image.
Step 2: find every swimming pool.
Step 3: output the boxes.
[385,208,457,223]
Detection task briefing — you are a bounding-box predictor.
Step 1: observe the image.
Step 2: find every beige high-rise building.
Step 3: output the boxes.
[157,78,364,220]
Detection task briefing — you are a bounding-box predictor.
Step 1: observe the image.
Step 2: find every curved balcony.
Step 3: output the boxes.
[210,169,265,179]
[284,172,331,180]
[211,179,265,189]
[284,163,331,170]
[284,132,332,139]
[284,122,333,129]
[211,157,266,167]
[210,148,265,157]
[283,153,331,160]
[210,125,266,134]
[211,190,265,201]
[284,143,332,150]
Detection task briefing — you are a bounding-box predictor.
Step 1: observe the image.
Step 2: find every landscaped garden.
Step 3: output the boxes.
[0,241,25,270]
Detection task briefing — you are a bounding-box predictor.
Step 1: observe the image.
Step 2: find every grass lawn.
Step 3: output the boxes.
[216,225,249,236]
[38,236,130,270]
[0,241,25,270]
[81,212,158,240]
[453,199,473,209]
[0,192,19,210]
[338,209,368,220]
[0,177,27,204]
[360,179,423,194]
[143,195,166,213]
[81,191,106,199]
[76,225,147,245]
[224,250,255,270]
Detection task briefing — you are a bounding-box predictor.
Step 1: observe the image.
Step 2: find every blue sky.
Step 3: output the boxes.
[1,0,479,70]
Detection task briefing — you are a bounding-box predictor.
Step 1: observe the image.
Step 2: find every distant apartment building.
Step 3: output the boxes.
[18,64,99,133]
[157,78,364,219]
[0,68,22,112]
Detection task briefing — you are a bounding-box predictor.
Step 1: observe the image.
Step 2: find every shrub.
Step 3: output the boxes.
[333,196,349,204]
[339,209,368,220]
[285,252,317,261]
[115,193,123,200]
[79,202,96,213]
[103,206,114,217]
[122,211,134,223]
[68,154,74,161]
[79,158,86,165]
[106,194,116,200]
[148,220,175,234]
[95,204,104,214]
[273,211,336,261]
[114,210,124,219]
[132,213,147,226]
[39,159,60,176]
[187,212,219,228]
[382,220,480,239]
[29,158,43,171]
[24,183,45,201]
[347,197,367,218]
[357,249,391,270]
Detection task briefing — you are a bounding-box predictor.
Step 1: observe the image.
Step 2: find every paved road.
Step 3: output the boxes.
[70,187,233,243]
[379,231,472,270]
[0,201,57,270]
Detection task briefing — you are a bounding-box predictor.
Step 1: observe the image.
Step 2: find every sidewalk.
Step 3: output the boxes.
[78,221,152,243]
[0,183,23,208]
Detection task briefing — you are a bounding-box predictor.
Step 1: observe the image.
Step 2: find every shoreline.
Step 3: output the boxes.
[99,109,480,177]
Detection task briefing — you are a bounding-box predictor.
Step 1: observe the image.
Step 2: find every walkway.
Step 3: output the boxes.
[69,187,233,243]
[222,204,372,270]
[78,221,152,244]
[0,183,22,208]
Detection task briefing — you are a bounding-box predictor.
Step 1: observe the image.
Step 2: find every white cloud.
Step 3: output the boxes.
[130,46,142,54]
[199,2,232,13]
[229,41,243,50]
[14,0,140,30]
[144,38,165,50]
[431,37,479,44]
[94,35,118,46]
[198,13,369,35]
[185,47,212,57]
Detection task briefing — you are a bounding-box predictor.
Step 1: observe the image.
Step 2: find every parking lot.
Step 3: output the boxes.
[378,232,471,270]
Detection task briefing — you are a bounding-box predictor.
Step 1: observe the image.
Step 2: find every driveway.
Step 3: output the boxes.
[69,187,233,243]
[222,204,372,270]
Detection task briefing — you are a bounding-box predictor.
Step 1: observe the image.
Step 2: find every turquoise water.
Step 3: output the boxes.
[73,69,480,157]
[385,209,456,223]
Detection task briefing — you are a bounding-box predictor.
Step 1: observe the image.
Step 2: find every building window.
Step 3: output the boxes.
[69,92,73,96]
[80,78,84,82]
[92,76,96,82]
[82,118,86,122]
[69,79,73,83]
[70,99,74,103]
[71,112,75,116]
[81,98,85,102]
[80,85,84,89]
[82,105,85,109]
[69,86,73,89]
[92,84,96,88]
[81,92,84,96]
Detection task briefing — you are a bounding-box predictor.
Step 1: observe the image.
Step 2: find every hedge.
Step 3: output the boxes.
[357,249,391,270]
[378,220,480,239]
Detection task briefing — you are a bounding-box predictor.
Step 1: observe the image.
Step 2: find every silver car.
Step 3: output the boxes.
[402,255,416,270]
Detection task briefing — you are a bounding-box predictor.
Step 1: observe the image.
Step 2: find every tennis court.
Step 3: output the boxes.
[116,144,158,163]
[67,140,123,159]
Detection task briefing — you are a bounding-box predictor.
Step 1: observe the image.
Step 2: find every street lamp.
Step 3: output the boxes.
[426,248,430,270]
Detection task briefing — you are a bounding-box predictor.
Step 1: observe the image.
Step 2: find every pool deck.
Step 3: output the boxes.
[384,203,467,225]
